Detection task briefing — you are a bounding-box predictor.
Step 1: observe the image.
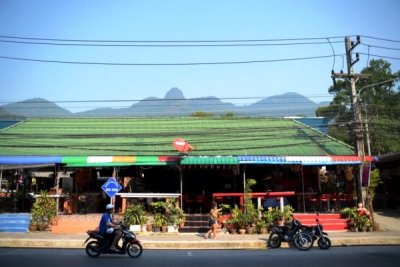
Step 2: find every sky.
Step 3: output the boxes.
[0,0,399,112]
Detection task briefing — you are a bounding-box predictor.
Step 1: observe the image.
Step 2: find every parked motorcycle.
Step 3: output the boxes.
[83,223,143,258]
[301,213,331,250]
[268,218,313,251]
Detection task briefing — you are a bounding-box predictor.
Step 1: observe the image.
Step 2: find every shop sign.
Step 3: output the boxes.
[101,177,122,198]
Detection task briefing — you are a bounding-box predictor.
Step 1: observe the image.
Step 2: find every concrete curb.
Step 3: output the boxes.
[1,237,400,250]
[0,238,267,250]
[1,231,400,250]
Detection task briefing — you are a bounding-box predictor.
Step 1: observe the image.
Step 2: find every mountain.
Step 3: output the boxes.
[0,107,25,120]
[76,87,236,117]
[1,89,330,118]
[243,92,320,117]
[1,98,73,118]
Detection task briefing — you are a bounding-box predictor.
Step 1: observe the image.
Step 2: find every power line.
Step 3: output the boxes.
[0,39,344,47]
[361,43,400,51]
[0,54,338,66]
[0,34,350,43]
[360,35,400,43]
[358,53,400,61]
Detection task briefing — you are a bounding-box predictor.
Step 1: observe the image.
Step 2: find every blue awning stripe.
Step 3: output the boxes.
[0,156,62,165]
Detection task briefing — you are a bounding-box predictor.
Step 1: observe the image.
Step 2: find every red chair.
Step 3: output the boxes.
[306,194,318,211]
[320,194,330,212]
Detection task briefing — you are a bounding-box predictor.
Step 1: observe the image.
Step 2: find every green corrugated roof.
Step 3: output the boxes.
[0,117,354,156]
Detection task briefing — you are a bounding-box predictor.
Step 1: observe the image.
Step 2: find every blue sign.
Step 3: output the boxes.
[101,177,122,198]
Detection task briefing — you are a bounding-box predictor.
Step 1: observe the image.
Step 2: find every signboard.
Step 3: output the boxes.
[172,138,193,153]
[101,177,122,198]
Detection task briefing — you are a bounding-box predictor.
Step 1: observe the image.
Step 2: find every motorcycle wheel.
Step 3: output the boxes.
[127,242,143,258]
[85,241,101,257]
[293,232,313,251]
[268,232,282,248]
[317,236,331,250]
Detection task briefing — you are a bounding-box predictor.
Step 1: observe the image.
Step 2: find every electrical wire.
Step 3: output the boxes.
[0,39,344,47]
[0,54,338,66]
[327,38,336,71]
[360,43,400,51]
[358,53,400,61]
[0,34,350,43]
[360,35,400,43]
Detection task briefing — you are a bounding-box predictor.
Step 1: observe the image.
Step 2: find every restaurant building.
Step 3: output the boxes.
[0,117,375,231]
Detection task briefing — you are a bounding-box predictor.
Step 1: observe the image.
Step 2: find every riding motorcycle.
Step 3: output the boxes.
[268,218,313,251]
[301,213,331,250]
[83,223,143,258]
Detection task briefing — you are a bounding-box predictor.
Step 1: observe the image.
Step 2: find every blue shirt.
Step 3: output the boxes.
[99,212,112,235]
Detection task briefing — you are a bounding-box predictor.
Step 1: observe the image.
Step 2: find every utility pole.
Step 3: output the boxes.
[331,36,369,206]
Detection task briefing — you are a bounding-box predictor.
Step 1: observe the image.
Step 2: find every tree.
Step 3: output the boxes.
[319,59,400,155]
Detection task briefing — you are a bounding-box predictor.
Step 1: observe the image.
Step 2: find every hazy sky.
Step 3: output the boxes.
[0,0,399,112]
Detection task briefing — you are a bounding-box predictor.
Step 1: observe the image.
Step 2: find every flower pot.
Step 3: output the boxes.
[239,228,246,235]
[260,227,268,234]
[246,226,254,234]
[38,224,47,231]
[51,217,59,226]
[29,224,38,232]
[129,225,141,232]
[167,225,179,233]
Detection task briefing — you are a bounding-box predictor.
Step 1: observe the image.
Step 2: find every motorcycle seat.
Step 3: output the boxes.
[87,230,104,239]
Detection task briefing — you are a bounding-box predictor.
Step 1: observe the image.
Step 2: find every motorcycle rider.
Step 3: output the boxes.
[99,204,122,252]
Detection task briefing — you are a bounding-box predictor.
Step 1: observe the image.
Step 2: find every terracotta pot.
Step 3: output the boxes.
[38,224,47,231]
[29,224,38,232]
[51,217,59,226]
[239,229,246,235]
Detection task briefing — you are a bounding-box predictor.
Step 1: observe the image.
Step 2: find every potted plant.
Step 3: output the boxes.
[340,207,358,231]
[154,213,168,232]
[150,201,168,232]
[166,198,185,231]
[30,190,57,231]
[146,214,154,232]
[123,203,147,232]
[28,217,39,232]
[228,205,249,234]
[255,219,268,234]
[356,214,371,232]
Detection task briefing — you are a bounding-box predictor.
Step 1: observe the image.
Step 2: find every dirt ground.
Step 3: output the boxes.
[373,209,400,231]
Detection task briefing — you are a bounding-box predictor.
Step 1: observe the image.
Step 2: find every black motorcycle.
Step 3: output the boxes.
[301,213,331,250]
[268,218,313,251]
[83,223,143,258]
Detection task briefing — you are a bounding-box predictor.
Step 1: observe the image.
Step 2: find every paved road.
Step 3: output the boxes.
[1,247,399,267]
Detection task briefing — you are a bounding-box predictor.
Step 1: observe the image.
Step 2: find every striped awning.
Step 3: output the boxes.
[0,155,376,167]
[238,155,376,165]
[63,156,180,167]
[180,156,239,165]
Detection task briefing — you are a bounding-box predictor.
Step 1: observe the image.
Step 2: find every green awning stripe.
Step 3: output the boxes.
[180,157,239,165]
[135,156,160,163]
[130,162,174,166]
[62,156,87,164]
